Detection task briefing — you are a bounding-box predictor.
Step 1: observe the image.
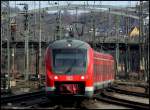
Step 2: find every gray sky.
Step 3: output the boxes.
[9,1,139,10]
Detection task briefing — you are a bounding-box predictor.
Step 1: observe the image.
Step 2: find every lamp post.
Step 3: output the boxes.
[6,38,11,92]
[18,3,29,80]
[7,1,11,93]
[125,37,129,79]
[39,1,42,88]
[115,16,120,80]
[25,4,29,81]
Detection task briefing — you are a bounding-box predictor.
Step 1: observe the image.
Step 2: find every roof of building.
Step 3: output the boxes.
[129,26,139,37]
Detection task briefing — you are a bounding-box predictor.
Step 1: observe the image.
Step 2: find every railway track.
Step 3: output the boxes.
[2,97,49,109]
[1,90,45,105]
[45,98,88,109]
[109,85,149,98]
[114,81,149,88]
[1,86,149,109]
[94,91,149,109]
[1,91,88,109]
[2,99,88,109]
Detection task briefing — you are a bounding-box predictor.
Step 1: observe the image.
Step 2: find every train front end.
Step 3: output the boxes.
[45,39,94,98]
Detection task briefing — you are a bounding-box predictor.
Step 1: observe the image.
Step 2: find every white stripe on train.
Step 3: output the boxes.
[85,87,94,91]
[46,87,55,91]
[94,80,114,86]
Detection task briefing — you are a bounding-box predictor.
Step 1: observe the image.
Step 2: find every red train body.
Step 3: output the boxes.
[45,39,115,98]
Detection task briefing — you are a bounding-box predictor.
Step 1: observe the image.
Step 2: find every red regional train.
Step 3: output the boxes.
[45,39,115,98]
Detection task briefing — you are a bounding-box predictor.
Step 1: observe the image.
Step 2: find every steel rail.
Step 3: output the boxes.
[108,86,149,98]
[94,92,149,109]
[1,90,45,104]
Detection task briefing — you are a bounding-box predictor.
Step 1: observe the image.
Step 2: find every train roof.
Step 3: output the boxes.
[94,51,114,60]
[48,39,91,49]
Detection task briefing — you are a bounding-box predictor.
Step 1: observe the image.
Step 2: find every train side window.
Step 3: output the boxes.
[103,64,104,74]
[106,64,107,74]
[94,63,97,79]
[98,63,99,74]
[95,64,96,75]
[103,64,105,74]
[112,63,113,73]
[95,64,97,80]
[105,64,107,74]
[108,63,109,76]
[102,62,103,74]
[105,64,106,74]
[96,64,97,76]
[97,64,98,75]
[108,63,109,74]
[109,63,111,74]
[94,63,96,75]
[112,63,114,75]
[106,63,108,76]
[97,64,98,76]
[112,62,114,77]
[106,63,108,74]
[101,64,103,74]
[96,64,97,75]
[99,63,101,73]
[102,62,104,74]
[110,62,112,74]
[110,63,112,74]
[108,63,109,77]
[102,64,104,74]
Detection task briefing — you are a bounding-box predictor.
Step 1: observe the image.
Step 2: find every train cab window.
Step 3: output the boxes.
[52,49,87,74]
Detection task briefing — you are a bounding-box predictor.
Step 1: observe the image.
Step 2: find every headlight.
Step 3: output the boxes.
[67,43,72,47]
[81,76,85,80]
[54,76,58,80]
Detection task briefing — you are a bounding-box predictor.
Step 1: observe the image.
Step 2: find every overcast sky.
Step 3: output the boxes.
[9,1,139,10]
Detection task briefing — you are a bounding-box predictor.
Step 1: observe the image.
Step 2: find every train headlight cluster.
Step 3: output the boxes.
[54,76,58,80]
[67,43,72,47]
[81,76,85,80]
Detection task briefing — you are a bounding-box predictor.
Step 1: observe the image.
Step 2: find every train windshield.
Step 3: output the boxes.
[52,49,87,74]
